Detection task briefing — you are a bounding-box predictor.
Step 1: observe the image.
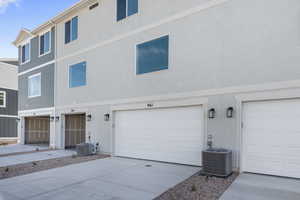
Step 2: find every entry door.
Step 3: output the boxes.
[243,99,300,178]
[25,117,50,144]
[65,114,86,148]
[115,106,204,166]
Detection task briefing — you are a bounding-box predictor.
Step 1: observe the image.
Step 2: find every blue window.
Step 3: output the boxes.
[21,43,30,64]
[69,62,86,88]
[117,0,138,21]
[136,35,169,75]
[40,31,51,56]
[65,16,78,44]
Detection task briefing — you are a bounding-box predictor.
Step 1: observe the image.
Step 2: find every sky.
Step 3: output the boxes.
[0,0,79,58]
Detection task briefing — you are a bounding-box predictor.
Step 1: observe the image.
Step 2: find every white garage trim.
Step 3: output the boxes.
[111,98,208,165]
[236,89,300,175]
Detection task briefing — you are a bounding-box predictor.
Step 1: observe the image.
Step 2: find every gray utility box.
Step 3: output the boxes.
[202,148,233,177]
[76,143,95,156]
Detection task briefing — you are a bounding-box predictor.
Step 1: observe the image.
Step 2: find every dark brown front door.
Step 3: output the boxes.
[25,117,50,145]
[65,114,86,148]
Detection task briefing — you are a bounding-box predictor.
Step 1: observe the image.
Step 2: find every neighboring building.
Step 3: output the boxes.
[13,0,300,179]
[0,59,18,140]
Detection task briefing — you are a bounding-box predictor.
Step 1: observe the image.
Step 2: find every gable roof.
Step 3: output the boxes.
[12,0,97,47]
[12,28,34,47]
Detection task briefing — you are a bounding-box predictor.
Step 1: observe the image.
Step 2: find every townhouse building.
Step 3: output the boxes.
[14,0,300,179]
[0,59,18,140]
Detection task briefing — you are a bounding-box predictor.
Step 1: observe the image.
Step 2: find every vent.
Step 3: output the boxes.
[89,2,99,10]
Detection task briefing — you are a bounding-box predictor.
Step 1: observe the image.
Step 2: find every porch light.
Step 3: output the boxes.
[55,116,60,122]
[50,116,55,122]
[208,108,216,119]
[87,114,92,122]
[16,118,21,123]
[226,107,234,118]
[104,113,110,122]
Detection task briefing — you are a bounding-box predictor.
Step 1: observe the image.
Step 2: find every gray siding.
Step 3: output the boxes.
[18,64,54,111]
[0,88,18,116]
[18,27,55,73]
[0,117,17,138]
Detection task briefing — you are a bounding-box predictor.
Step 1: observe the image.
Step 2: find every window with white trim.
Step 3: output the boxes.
[65,16,78,44]
[21,43,30,64]
[0,91,6,108]
[28,73,41,98]
[39,31,51,56]
[69,62,87,88]
[117,0,138,21]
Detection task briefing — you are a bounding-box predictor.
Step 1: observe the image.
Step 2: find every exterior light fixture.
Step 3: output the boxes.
[16,118,21,123]
[208,108,216,119]
[87,114,92,122]
[226,107,234,118]
[55,116,60,122]
[50,116,55,122]
[104,113,110,122]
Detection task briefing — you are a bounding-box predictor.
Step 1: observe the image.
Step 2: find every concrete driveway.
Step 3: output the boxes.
[220,173,300,200]
[0,157,200,200]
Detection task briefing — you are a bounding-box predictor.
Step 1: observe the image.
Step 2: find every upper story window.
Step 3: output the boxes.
[69,62,86,88]
[117,0,138,21]
[28,73,41,98]
[65,16,78,44]
[136,35,169,75]
[0,91,6,108]
[21,42,30,64]
[39,31,51,56]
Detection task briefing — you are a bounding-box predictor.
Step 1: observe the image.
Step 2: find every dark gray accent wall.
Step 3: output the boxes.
[19,64,54,111]
[18,27,55,73]
[0,117,17,137]
[0,88,18,116]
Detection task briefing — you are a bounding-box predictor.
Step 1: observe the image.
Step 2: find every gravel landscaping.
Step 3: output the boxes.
[154,172,238,200]
[0,154,110,180]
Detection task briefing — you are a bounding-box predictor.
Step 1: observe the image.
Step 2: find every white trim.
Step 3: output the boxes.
[18,60,55,76]
[56,79,300,110]
[18,107,55,117]
[38,30,52,57]
[28,73,42,98]
[0,115,18,118]
[0,91,6,108]
[0,137,18,140]
[20,42,31,65]
[57,0,230,63]
[65,16,78,45]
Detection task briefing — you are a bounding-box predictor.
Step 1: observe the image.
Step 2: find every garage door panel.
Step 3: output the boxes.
[115,106,203,166]
[243,99,300,178]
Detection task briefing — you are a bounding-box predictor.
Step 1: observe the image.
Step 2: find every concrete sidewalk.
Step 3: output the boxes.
[0,150,75,167]
[0,157,199,200]
[220,173,300,200]
[0,144,49,156]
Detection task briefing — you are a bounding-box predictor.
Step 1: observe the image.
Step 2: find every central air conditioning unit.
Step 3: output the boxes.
[76,143,99,156]
[202,148,233,177]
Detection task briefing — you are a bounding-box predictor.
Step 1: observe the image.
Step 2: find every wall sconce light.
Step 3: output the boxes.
[104,113,110,122]
[208,108,216,119]
[71,109,75,113]
[16,118,21,123]
[55,116,60,122]
[226,107,234,118]
[50,116,55,122]
[87,114,92,122]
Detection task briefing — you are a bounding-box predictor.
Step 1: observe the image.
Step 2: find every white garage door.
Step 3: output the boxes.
[243,99,300,178]
[115,106,203,166]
